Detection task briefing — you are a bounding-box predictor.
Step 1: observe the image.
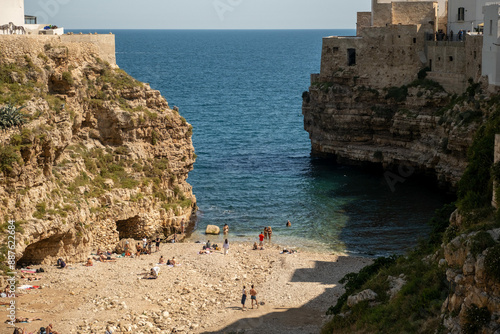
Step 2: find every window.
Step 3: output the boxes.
[449,56,453,61]
[347,48,356,66]
[474,51,477,59]
[413,38,416,44]
[490,20,493,35]
[458,7,465,21]
[429,59,432,71]
[332,47,339,53]
[24,15,37,24]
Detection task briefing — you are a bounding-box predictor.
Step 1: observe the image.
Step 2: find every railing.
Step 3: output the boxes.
[425,32,472,42]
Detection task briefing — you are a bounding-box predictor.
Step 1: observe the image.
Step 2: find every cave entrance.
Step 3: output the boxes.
[116,215,145,239]
[18,232,70,265]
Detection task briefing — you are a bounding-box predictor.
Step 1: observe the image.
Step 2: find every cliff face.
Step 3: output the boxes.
[302,75,487,188]
[0,36,196,265]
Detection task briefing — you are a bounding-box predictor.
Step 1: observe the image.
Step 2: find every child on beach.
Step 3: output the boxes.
[223,239,229,255]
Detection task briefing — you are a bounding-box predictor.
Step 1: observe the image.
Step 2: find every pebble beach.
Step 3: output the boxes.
[2,241,370,333]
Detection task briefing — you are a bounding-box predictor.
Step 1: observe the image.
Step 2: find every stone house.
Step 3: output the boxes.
[316,0,500,94]
[0,0,64,35]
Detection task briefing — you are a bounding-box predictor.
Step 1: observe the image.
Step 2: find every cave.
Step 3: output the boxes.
[116,215,145,239]
[18,232,73,265]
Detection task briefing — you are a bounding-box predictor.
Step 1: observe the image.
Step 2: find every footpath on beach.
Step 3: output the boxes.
[1,241,371,334]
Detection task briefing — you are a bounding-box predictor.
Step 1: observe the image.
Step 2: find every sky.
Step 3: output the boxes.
[24,0,372,30]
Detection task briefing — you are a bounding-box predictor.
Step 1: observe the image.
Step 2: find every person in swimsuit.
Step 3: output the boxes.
[267,226,273,241]
[286,220,291,227]
[250,285,258,309]
[223,224,229,234]
[263,226,268,239]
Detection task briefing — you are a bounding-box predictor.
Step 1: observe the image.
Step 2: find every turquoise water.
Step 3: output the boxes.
[75,30,451,256]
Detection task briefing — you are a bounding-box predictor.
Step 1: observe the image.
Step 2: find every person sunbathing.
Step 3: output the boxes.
[85,258,93,266]
[159,256,165,264]
[170,257,177,266]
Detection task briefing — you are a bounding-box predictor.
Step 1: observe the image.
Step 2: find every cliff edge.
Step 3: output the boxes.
[0,35,196,265]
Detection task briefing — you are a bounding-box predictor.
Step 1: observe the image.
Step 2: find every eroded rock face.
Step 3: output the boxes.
[441,216,500,333]
[0,37,197,265]
[302,77,489,189]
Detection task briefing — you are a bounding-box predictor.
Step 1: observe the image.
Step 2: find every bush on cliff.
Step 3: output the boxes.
[457,111,500,216]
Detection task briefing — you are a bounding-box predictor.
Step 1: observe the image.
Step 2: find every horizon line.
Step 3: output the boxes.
[65,28,356,31]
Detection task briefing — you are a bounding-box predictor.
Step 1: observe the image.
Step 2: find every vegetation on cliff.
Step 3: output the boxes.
[322,82,500,334]
[0,38,196,268]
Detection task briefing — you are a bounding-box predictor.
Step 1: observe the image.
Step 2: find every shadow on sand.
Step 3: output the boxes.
[202,256,365,334]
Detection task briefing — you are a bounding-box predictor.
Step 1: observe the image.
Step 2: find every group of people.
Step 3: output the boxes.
[10,323,59,334]
[198,239,230,255]
[241,285,259,310]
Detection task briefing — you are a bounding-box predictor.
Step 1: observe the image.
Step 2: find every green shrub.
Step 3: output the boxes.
[385,86,408,102]
[417,66,431,80]
[457,111,500,213]
[470,231,496,256]
[463,304,491,334]
[485,243,500,282]
[62,71,74,85]
[33,202,47,219]
[0,104,27,130]
[0,145,22,174]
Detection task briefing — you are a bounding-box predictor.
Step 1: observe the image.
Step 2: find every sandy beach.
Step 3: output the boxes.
[1,241,370,334]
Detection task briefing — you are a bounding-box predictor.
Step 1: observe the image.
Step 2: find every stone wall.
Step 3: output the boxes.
[426,34,483,94]
[357,12,372,36]
[0,33,116,65]
[319,25,425,89]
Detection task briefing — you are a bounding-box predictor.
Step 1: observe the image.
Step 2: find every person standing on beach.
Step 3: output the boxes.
[263,226,269,239]
[267,226,272,241]
[250,285,259,309]
[259,231,264,246]
[223,239,229,255]
[241,286,247,311]
[155,236,161,252]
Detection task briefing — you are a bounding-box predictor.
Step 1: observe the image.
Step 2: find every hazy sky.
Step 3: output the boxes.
[24,0,372,29]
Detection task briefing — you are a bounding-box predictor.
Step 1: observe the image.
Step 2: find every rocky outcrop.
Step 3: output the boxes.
[302,75,490,189]
[0,36,196,265]
[440,211,500,333]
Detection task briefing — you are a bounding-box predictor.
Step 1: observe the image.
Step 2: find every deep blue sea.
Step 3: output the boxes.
[73,30,451,256]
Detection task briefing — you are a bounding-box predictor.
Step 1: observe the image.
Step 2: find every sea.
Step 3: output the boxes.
[72,29,452,257]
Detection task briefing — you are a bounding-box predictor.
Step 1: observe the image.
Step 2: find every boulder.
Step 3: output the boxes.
[205,225,220,235]
[347,289,378,307]
[115,238,136,254]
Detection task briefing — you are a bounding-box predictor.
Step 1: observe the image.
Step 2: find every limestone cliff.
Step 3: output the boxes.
[0,36,196,265]
[302,74,490,188]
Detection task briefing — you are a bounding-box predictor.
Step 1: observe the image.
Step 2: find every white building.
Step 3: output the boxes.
[0,0,24,27]
[482,2,500,86]
[448,0,490,33]
[0,0,64,35]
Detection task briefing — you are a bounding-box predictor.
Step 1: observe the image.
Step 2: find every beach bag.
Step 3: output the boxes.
[39,328,47,334]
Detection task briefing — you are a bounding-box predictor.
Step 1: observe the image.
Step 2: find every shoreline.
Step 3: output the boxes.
[2,241,371,333]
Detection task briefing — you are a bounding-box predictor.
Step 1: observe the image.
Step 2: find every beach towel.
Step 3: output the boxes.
[21,270,36,273]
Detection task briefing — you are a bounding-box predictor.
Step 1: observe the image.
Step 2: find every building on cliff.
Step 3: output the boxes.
[302,0,500,188]
[0,0,64,35]
[316,0,500,95]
